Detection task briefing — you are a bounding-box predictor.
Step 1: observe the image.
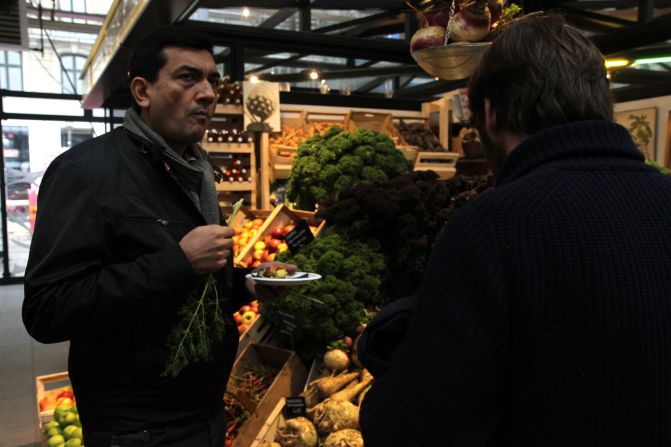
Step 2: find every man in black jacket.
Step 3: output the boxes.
[23,26,293,447]
[360,15,671,446]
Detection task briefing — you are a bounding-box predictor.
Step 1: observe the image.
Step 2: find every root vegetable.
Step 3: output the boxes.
[301,372,359,407]
[358,384,371,407]
[330,374,373,403]
[311,399,360,434]
[323,429,364,447]
[450,0,491,43]
[488,0,504,26]
[410,26,446,52]
[276,417,318,447]
[324,349,350,373]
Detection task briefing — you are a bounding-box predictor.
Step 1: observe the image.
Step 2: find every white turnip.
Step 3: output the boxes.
[410,26,447,52]
[450,0,491,43]
[323,349,350,373]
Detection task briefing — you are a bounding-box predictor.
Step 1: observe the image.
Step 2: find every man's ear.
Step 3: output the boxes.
[484,98,497,137]
[130,77,151,110]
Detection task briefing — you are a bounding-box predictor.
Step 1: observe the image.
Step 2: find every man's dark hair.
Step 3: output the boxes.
[128,24,214,83]
[468,14,613,135]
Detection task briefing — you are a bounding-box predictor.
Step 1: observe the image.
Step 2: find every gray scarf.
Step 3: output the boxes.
[124,108,221,225]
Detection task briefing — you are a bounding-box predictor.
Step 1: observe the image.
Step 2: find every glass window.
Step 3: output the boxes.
[0,50,23,91]
[2,117,107,278]
[61,54,87,94]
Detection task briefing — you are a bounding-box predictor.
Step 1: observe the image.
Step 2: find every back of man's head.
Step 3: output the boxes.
[128,25,214,109]
[468,14,613,136]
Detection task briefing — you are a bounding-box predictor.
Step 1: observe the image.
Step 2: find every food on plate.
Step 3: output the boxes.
[258,265,289,279]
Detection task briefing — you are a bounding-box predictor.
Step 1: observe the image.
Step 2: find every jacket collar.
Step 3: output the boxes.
[496,120,644,186]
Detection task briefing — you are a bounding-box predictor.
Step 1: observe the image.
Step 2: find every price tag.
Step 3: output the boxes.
[284,219,314,254]
[284,397,307,418]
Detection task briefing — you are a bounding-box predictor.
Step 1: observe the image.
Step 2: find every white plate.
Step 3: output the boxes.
[245,271,322,286]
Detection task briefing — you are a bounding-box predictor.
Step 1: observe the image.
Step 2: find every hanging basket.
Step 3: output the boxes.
[411,42,491,80]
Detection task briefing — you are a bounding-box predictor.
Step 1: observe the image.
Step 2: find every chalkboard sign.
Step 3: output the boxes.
[285,219,314,254]
[284,397,307,418]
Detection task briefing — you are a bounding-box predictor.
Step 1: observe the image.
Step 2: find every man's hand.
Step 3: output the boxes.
[179,225,234,275]
[246,261,298,302]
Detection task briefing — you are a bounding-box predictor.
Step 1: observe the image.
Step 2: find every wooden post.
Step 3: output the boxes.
[259,132,271,210]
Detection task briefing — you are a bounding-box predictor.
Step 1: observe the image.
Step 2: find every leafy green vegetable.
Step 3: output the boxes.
[287,127,411,210]
[262,227,387,360]
[163,275,228,377]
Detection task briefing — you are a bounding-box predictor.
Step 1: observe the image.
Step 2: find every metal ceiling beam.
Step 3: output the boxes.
[355,77,391,92]
[609,44,671,60]
[564,0,671,7]
[610,68,671,83]
[612,80,671,101]
[189,20,415,64]
[27,18,101,34]
[314,10,401,33]
[345,17,405,37]
[198,0,406,8]
[591,12,671,54]
[395,79,467,99]
[638,0,654,21]
[561,5,635,25]
[246,56,347,71]
[259,8,297,28]
[259,64,424,82]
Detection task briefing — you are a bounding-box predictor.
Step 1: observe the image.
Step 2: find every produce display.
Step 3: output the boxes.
[395,119,444,151]
[234,300,260,334]
[409,0,523,50]
[287,127,412,211]
[237,220,318,268]
[233,217,266,260]
[307,121,346,136]
[42,400,83,447]
[270,127,308,151]
[224,392,251,447]
[39,387,75,413]
[317,171,494,300]
[263,228,387,360]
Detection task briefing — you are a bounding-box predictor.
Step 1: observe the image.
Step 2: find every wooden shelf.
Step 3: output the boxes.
[204,142,254,154]
[217,181,255,192]
[215,104,243,115]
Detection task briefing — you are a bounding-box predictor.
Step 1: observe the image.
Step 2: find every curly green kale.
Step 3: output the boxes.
[262,227,387,360]
[286,127,411,210]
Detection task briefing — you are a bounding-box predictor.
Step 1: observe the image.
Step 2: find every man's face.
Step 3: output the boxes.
[142,46,219,151]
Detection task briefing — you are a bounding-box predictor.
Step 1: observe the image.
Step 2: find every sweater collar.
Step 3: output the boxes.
[496,120,644,186]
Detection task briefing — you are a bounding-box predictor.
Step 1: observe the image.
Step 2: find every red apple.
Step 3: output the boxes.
[240,305,251,313]
[233,313,242,325]
[238,323,249,334]
[283,224,295,235]
[266,253,276,262]
[271,226,285,239]
[268,239,281,251]
[343,336,353,349]
[264,235,273,245]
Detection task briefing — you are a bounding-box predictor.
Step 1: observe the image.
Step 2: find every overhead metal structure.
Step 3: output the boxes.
[82,0,671,110]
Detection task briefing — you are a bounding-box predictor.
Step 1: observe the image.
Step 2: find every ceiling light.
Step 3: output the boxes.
[249,74,260,83]
[309,70,319,80]
[604,58,630,69]
[242,7,250,17]
[633,56,671,65]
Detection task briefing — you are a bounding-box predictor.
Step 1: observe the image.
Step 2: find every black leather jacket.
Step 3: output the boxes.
[23,127,251,432]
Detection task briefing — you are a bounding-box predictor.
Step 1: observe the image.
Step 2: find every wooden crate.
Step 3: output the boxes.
[249,397,287,447]
[414,151,459,179]
[305,111,349,136]
[229,344,307,447]
[237,315,275,358]
[348,111,393,134]
[269,145,297,181]
[235,204,326,266]
[269,110,308,153]
[35,372,72,425]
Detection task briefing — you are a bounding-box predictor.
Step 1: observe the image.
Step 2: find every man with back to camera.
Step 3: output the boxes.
[23,26,295,446]
[359,14,671,446]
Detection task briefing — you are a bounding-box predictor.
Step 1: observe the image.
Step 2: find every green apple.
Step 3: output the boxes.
[46,427,61,437]
[63,425,78,440]
[65,438,82,447]
[44,421,60,430]
[47,434,65,447]
[71,427,83,440]
[61,411,77,425]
